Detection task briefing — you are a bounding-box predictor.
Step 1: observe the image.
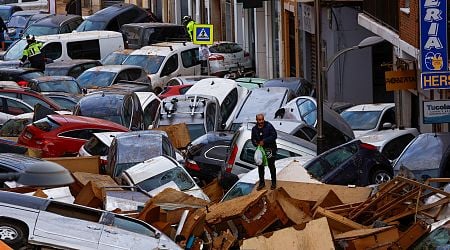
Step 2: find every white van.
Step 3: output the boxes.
[1,31,124,63]
[122,42,201,93]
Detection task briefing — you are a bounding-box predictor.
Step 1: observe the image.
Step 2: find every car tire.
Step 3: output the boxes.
[370,168,393,184]
[0,220,28,249]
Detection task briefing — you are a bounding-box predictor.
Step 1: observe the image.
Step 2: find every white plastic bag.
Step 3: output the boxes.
[254,146,267,166]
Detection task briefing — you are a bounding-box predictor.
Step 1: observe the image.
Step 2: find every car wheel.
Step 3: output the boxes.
[370,168,392,184]
[0,221,28,249]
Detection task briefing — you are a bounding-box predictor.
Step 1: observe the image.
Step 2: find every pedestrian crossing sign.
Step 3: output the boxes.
[193,24,213,45]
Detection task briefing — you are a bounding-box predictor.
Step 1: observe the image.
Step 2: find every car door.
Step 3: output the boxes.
[34,201,103,249]
[98,214,161,249]
[159,54,179,86]
[316,143,359,185]
[4,97,33,115]
[378,107,395,130]
[180,48,201,76]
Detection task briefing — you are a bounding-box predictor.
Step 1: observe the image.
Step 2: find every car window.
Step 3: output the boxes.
[294,126,316,142]
[68,20,81,30]
[6,98,32,115]
[296,98,317,126]
[127,68,145,81]
[112,215,155,237]
[240,140,298,165]
[143,99,159,128]
[0,118,31,136]
[380,107,396,128]
[122,96,133,128]
[59,129,95,140]
[179,85,191,95]
[60,24,71,34]
[205,103,216,132]
[106,18,119,31]
[136,166,195,192]
[166,79,180,86]
[209,43,242,53]
[220,88,238,123]
[323,143,357,169]
[67,40,101,60]
[222,182,255,201]
[84,136,109,155]
[181,49,199,68]
[205,146,229,161]
[22,94,50,108]
[161,54,178,77]
[42,42,62,60]
[68,65,83,78]
[0,92,17,99]
[382,133,416,161]
[46,201,102,222]
[116,71,129,83]
[162,138,172,156]
[33,117,60,132]
[48,96,76,111]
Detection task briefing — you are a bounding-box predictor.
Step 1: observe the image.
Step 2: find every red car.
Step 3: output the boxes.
[158,84,193,99]
[18,115,129,157]
[0,88,62,110]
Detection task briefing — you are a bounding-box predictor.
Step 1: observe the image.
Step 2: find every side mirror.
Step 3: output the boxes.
[382,122,392,130]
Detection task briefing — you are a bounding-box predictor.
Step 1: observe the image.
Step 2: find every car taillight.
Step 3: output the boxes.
[244,51,250,57]
[100,159,108,166]
[226,145,238,173]
[360,142,377,151]
[185,159,201,171]
[209,54,224,61]
[17,80,28,87]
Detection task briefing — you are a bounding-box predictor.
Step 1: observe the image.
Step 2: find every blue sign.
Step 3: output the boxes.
[420,0,448,75]
[423,100,450,124]
[422,71,450,89]
[193,24,213,45]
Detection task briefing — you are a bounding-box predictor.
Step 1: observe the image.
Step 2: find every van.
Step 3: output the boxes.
[122,42,201,93]
[121,22,190,49]
[225,123,317,175]
[1,31,124,62]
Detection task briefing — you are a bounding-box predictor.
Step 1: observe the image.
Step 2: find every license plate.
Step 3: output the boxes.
[24,132,32,139]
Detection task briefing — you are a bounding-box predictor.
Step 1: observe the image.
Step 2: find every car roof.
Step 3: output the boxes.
[124,155,178,184]
[0,153,44,172]
[344,103,395,112]
[47,114,128,130]
[11,10,44,16]
[186,78,245,104]
[46,59,101,68]
[123,22,184,28]
[93,132,124,147]
[358,128,419,147]
[34,76,76,82]
[30,30,123,42]
[0,67,42,74]
[132,42,199,56]
[264,77,312,91]
[85,65,142,73]
[86,3,141,21]
[31,14,80,27]
[0,5,21,10]
[0,190,48,210]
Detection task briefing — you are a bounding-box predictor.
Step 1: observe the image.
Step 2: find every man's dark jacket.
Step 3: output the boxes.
[251,121,277,150]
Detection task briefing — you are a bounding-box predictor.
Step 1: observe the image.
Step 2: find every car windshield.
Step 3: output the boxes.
[341,111,382,130]
[187,124,206,141]
[38,80,81,94]
[77,71,117,88]
[24,25,59,36]
[84,136,108,156]
[101,52,130,65]
[122,55,164,74]
[222,182,255,201]
[0,10,10,22]
[8,15,30,28]
[4,39,29,60]
[136,166,195,192]
[76,20,106,31]
[393,135,450,171]
[0,118,32,136]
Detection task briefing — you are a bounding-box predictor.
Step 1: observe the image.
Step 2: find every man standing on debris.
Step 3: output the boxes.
[252,113,277,190]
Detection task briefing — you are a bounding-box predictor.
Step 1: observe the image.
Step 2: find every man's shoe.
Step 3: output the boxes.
[270,184,276,190]
[256,184,265,191]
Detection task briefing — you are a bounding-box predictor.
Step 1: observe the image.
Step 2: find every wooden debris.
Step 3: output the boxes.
[393,220,430,249]
[202,179,224,204]
[241,218,334,250]
[334,226,400,250]
[314,207,367,234]
[74,181,103,208]
[212,230,235,250]
[312,189,343,212]
[45,156,100,174]
[153,123,191,149]
[180,208,207,238]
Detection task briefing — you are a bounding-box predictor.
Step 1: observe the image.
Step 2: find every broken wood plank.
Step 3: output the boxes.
[334,226,399,250]
[312,189,343,212]
[314,207,367,234]
[202,179,224,204]
[394,220,430,249]
[212,229,235,250]
[180,208,206,238]
[241,218,334,250]
[74,181,103,209]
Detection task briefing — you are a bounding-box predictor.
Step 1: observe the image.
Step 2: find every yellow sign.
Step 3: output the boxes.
[385,70,417,91]
[193,24,214,45]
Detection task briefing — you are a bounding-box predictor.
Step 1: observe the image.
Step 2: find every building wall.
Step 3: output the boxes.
[399,0,419,48]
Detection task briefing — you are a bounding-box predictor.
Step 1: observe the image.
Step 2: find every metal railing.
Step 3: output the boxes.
[363,0,399,32]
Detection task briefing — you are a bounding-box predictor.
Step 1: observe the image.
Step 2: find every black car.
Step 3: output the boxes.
[73,91,145,130]
[185,131,234,184]
[44,59,102,78]
[122,22,190,49]
[304,139,393,186]
[76,3,150,32]
[263,77,315,97]
[23,14,83,37]
[0,67,43,86]
[28,76,82,94]
[42,92,80,111]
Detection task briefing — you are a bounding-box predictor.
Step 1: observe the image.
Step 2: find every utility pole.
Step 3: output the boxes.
[315,0,325,154]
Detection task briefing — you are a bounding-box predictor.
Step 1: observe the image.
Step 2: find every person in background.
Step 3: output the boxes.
[20,36,45,71]
[251,113,278,190]
[0,17,7,51]
[182,16,195,41]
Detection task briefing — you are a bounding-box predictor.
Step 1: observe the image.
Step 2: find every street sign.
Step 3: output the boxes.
[193,24,214,45]
[385,70,417,91]
[420,0,449,89]
[423,100,450,124]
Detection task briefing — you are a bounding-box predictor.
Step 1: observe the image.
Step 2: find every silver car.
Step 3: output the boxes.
[0,191,180,249]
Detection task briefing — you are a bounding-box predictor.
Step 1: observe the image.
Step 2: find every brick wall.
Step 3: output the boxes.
[399,0,419,48]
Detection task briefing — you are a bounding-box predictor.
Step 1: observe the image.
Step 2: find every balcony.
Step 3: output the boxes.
[363,0,399,32]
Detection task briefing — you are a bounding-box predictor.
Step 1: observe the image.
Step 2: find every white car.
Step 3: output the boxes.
[0,95,33,125]
[208,41,252,76]
[185,78,249,129]
[122,42,201,93]
[78,132,123,164]
[341,103,396,138]
[358,127,419,161]
[222,156,320,202]
[135,92,161,129]
[121,155,210,201]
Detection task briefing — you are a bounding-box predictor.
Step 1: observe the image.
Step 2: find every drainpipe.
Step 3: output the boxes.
[196,0,201,23]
